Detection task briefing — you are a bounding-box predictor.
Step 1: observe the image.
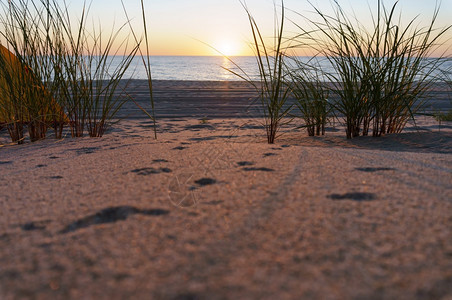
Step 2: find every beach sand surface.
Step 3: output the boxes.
[0,80,451,299]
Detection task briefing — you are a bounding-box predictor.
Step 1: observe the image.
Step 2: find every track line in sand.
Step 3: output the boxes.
[153,147,308,292]
[159,141,451,291]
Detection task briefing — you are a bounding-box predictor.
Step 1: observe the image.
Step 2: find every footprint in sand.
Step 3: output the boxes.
[172,146,188,150]
[263,153,277,157]
[237,161,254,166]
[21,220,51,231]
[243,167,274,172]
[152,159,169,163]
[194,178,217,186]
[329,192,376,201]
[131,167,172,175]
[60,206,169,234]
[355,167,395,172]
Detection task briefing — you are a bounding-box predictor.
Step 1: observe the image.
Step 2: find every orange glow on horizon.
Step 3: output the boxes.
[71,0,452,58]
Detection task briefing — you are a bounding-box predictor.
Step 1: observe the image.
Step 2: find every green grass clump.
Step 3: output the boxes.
[0,0,139,143]
[435,71,452,122]
[54,1,138,138]
[293,0,451,139]
[287,58,330,136]
[434,110,452,122]
[0,0,65,143]
[225,0,292,144]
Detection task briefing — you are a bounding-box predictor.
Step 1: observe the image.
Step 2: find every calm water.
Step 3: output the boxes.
[116,56,335,81]
[113,55,451,81]
[122,56,259,81]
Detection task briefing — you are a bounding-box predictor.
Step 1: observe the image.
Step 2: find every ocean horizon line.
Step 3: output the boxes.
[115,56,451,81]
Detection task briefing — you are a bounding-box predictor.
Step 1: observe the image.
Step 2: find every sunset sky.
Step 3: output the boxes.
[72,0,452,56]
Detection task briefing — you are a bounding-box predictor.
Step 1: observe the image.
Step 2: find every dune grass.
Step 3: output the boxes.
[292,0,451,139]
[225,0,450,140]
[433,66,452,123]
[54,1,138,138]
[224,0,292,144]
[287,57,330,136]
[0,0,63,142]
[0,0,138,143]
[122,0,157,139]
[434,110,452,122]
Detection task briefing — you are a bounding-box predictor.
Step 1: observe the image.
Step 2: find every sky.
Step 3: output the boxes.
[69,0,452,56]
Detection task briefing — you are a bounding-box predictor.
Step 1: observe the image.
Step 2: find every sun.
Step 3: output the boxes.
[215,40,240,56]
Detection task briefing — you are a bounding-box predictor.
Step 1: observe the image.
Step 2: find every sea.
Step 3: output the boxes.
[116,56,331,81]
[121,56,261,81]
[112,55,451,82]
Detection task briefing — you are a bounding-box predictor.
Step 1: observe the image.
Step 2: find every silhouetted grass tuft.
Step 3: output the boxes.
[0,0,138,143]
[292,0,451,138]
[224,0,293,144]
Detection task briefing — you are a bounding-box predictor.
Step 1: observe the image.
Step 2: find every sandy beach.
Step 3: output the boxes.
[0,80,451,299]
